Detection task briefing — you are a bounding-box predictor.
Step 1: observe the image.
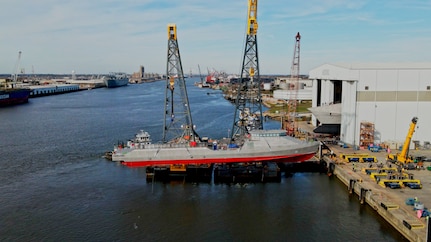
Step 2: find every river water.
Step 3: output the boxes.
[0,78,406,241]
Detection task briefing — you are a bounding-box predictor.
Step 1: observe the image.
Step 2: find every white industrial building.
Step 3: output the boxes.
[308,63,431,150]
[272,79,313,101]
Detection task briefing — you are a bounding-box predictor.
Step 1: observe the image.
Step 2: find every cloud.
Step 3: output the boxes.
[1,0,430,75]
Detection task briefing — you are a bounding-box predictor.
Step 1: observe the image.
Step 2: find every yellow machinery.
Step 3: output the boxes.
[378,179,422,189]
[386,117,418,164]
[339,153,377,163]
[370,173,388,182]
[369,172,409,182]
[170,164,187,173]
[378,179,403,188]
[361,167,397,175]
[247,0,258,36]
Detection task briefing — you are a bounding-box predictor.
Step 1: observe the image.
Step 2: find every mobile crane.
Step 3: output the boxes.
[386,117,418,164]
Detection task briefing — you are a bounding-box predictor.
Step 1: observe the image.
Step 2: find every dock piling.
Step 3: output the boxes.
[349,179,357,194]
[359,188,369,204]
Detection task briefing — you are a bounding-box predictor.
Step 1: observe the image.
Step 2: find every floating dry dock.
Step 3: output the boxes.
[322,144,431,241]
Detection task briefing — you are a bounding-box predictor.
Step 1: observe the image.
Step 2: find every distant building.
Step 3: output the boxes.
[272,78,313,101]
[309,63,431,149]
[130,65,145,83]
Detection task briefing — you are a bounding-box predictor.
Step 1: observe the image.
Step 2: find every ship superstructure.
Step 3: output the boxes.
[103,72,129,88]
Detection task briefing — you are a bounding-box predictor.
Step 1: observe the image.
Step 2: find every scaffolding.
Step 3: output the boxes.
[359,121,374,148]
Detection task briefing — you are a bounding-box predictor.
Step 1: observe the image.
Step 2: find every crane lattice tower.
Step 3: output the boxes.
[231,0,263,140]
[163,24,198,143]
[285,32,301,136]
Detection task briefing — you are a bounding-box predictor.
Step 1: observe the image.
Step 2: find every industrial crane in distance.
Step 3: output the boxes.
[386,117,418,164]
[284,32,301,136]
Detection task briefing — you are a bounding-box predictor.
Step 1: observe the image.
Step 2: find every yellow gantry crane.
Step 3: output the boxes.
[231,0,263,140]
[387,117,418,164]
[163,24,199,144]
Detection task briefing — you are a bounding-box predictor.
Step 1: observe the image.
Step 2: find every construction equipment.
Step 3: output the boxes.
[163,24,199,144]
[386,117,418,164]
[164,24,201,173]
[362,167,397,175]
[378,179,422,189]
[339,153,377,163]
[11,51,22,88]
[285,32,301,136]
[231,0,263,140]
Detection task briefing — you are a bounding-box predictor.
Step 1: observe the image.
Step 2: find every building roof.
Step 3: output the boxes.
[308,103,341,124]
[309,62,431,81]
[329,62,431,70]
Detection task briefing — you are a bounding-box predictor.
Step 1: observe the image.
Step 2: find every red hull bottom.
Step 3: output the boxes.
[121,153,316,168]
[0,97,29,106]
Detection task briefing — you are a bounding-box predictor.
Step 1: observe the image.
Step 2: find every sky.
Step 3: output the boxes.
[1,0,431,75]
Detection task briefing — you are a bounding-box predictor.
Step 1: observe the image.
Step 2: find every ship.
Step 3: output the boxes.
[103,72,129,88]
[0,78,32,107]
[0,88,32,107]
[0,51,32,107]
[110,22,319,168]
[111,129,318,167]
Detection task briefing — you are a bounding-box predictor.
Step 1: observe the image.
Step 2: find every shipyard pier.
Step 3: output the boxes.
[319,141,431,242]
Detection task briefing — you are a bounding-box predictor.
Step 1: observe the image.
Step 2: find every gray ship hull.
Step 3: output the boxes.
[112,130,319,167]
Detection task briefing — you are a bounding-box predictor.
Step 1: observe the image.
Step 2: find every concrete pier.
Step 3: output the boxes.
[30,84,80,97]
[322,144,431,241]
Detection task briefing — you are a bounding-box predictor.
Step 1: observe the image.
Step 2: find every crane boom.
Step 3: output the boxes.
[198,64,204,83]
[12,51,22,87]
[285,32,301,136]
[387,117,418,164]
[399,117,418,162]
